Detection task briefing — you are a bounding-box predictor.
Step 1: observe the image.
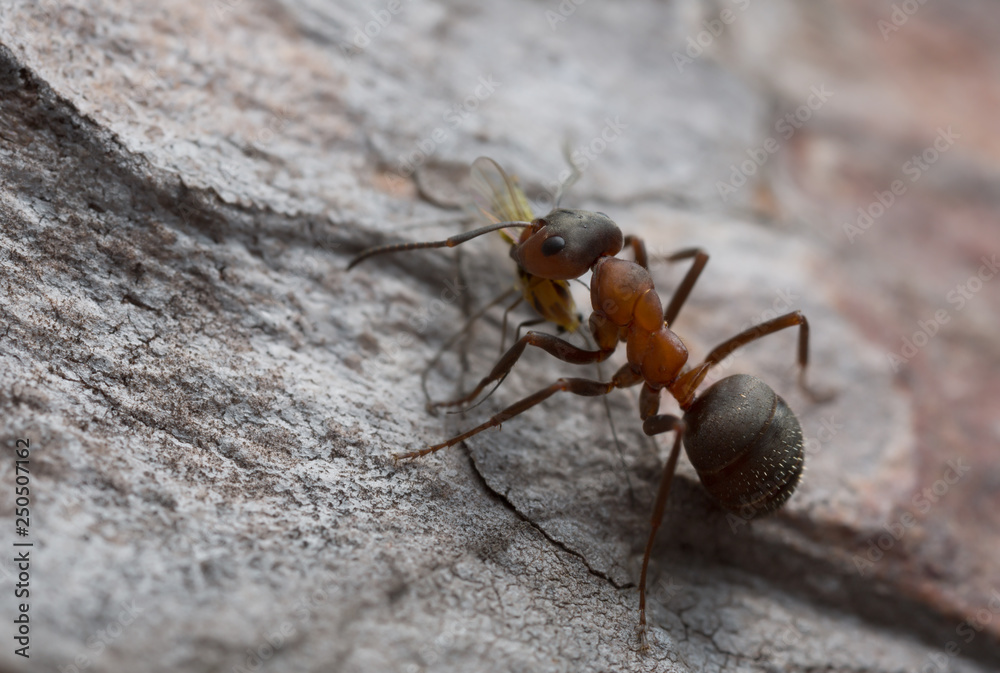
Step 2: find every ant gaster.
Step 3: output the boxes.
[350,204,826,650]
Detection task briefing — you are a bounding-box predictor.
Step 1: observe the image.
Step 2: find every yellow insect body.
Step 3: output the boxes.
[470,157,581,333]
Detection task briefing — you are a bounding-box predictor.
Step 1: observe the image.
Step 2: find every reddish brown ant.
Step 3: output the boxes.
[355,158,644,496]
[350,188,826,650]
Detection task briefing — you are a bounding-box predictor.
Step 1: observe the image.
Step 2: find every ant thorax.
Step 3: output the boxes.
[590,256,689,386]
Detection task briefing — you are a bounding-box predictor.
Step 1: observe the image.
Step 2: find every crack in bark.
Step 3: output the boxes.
[463,446,634,591]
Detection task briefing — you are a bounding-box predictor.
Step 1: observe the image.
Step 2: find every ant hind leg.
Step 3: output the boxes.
[670,311,833,408]
[635,389,686,652]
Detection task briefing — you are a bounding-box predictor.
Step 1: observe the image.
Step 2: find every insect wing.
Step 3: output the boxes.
[470,157,534,244]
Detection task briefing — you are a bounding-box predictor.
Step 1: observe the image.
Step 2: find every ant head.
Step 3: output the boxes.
[512,209,623,280]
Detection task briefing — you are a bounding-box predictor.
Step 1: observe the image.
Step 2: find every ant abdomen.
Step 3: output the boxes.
[682,374,804,517]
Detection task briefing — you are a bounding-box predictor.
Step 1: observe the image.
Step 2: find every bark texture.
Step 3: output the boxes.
[0,1,998,672]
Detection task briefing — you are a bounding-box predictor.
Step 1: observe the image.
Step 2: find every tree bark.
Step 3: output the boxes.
[1,1,997,672]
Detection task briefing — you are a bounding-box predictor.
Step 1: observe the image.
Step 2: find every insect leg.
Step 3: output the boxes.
[510,318,546,345]
[420,286,519,413]
[670,311,829,408]
[660,248,709,327]
[622,235,649,269]
[432,330,616,411]
[636,408,685,652]
[498,295,525,354]
[584,330,636,506]
[398,364,643,460]
[618,240,709,326]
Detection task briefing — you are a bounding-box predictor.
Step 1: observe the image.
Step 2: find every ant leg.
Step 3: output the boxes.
[618,240,709,326]
[660,248,709,327]
[421,286,518,413]
[636,410,684,652]
[498,295,525,354]
[398,364,644,460]
[671,311,829,408]
[432,330,616,411]
[623,235,649,269]
[459,315,547,414]
[511,318,546,345]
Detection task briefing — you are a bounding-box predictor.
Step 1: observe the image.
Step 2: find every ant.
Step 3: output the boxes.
[355,157,655,496]
[349,180,827,650]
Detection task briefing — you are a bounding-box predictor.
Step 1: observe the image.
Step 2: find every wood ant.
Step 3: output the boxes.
[354,157,644,495]
[349,179,827,650]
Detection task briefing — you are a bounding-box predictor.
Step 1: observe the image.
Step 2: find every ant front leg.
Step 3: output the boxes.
[671,311,830,407]
[660,247,709,327]
[506,318,545,353]
[432,329,616,411]
[399,364,644,460]
[621,238,710,327]
[623,235,649,270]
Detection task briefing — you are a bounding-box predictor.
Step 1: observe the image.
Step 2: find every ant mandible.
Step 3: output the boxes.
[350,201,826,650]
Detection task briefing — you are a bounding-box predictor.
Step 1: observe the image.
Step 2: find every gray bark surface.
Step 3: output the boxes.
[1,1,998,672]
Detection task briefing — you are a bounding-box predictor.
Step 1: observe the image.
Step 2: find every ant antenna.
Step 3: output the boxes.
[348,221,531,269]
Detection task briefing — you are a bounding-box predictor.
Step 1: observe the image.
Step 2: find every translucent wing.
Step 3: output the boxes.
[469,157,580,333]
[470,157,534,244]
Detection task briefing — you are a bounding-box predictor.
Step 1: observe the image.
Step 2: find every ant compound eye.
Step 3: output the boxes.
[541,235,566,256]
